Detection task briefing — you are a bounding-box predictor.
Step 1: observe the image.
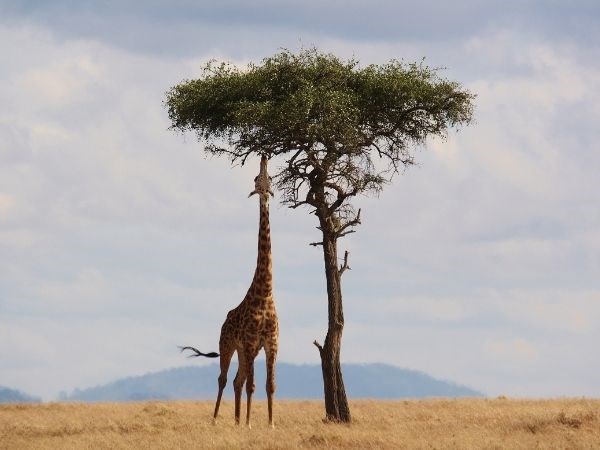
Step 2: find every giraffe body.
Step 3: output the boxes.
[207,155,279,428]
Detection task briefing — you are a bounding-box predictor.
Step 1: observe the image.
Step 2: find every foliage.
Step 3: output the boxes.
[166,49,474,223]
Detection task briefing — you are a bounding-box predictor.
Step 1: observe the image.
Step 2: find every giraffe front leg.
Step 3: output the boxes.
[245,354,256,429]
[265,341,278,428]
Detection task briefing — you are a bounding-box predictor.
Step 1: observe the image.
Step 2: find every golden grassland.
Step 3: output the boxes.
[1,398,599,449]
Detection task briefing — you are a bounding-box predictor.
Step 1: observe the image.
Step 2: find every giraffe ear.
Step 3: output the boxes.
[248,190,257,198]
[269,189,274,197]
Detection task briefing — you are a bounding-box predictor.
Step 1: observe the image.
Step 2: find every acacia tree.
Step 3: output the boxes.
[165,49,474,422]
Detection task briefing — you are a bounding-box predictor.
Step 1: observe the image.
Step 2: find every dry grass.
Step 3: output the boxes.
[1,398,599,449]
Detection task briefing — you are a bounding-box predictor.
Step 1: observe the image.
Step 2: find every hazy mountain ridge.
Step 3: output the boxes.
[62,363,483,402]
[0,386,41,403]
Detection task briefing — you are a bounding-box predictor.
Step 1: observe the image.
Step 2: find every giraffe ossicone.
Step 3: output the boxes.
[181,154,279,428]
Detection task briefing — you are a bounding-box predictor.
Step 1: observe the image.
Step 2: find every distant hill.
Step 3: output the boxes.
[62,363,482,402]
[0,386,41,403]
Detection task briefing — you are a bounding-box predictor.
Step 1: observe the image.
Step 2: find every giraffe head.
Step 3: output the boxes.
[248,155,274,199]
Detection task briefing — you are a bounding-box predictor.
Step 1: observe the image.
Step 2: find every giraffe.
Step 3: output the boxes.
[181,155,279,428]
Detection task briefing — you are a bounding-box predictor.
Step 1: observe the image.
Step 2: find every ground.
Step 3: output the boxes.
[1,398,599,449]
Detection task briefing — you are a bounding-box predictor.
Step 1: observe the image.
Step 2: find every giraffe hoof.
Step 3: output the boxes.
[212,418,217,426]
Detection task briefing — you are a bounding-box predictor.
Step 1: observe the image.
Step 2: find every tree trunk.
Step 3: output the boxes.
[316,230,351,423]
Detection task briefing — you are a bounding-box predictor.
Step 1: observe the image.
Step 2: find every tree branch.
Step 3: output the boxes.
[339,250,351,276]
[313,340,323,353]
[337,208,361,235]
[337,229,356,239]
[290,200,312,209]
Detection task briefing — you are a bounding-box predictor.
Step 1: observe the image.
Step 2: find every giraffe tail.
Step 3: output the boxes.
[179,346,219,358]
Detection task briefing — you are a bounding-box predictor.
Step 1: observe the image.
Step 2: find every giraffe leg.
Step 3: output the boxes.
[213,346,234,424]
[245,353,256,428]
[233,351,247,425]
[265,342,278,428]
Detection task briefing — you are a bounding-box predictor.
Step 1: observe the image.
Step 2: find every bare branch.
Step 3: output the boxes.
[289,200,312,209]
[310,241,324,247]
[240,150,253,166]
[313,340,324,353]
[286,148,304,173]
[337,208,362,235]
[325,179,358,215]
[339,250,351,275]
[324,181,347,198]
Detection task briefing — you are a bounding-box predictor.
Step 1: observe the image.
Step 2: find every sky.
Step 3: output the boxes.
[1,1,599,401]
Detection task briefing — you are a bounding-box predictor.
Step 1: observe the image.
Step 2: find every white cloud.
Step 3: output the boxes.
[17,55,103,106]
[341,287,600,397]
[485,338,538,361]
[0,193,15,216]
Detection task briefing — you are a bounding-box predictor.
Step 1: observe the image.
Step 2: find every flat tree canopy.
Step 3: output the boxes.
[166,49,474,422]
[167,50,472,204]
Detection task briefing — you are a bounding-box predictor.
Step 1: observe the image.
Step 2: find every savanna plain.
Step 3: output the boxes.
[1,398,599,449]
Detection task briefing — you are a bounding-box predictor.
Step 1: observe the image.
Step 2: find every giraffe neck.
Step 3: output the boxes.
[252,195,272,296]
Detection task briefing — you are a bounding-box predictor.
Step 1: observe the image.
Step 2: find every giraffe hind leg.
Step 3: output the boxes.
[233,351,247,425]
[213,345,234,424]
